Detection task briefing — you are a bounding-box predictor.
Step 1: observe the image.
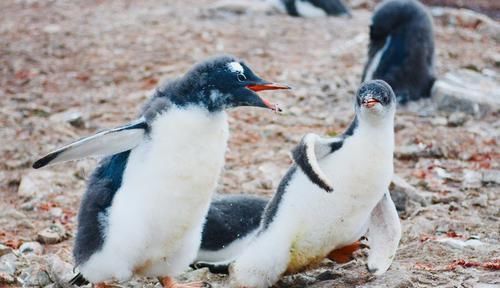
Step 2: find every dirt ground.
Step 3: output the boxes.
[0,0,499,287]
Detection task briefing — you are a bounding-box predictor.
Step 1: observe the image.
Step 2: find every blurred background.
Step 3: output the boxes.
[0,0,498,287]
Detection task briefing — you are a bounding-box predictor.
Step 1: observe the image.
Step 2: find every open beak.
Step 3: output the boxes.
[246,82,290,112]
[362,98,380,108]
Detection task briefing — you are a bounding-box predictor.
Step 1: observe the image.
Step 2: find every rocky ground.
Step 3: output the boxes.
[0,0,499,287]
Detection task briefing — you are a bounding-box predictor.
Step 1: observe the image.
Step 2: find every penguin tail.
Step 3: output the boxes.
[69,272,89,286]
[190,262,230,275]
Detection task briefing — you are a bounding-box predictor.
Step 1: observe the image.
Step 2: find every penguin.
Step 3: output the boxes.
[32,55,290,288]
[192,195,367,274]
[195,195,268,266]
[269,0,351,17]
[362,0,436,104]
[196,80,401,288]
[209,0,350,18]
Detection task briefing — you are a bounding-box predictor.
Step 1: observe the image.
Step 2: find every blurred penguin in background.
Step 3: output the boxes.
[362,0,436,104]
[210,0,351,18]
[270,0,351,17]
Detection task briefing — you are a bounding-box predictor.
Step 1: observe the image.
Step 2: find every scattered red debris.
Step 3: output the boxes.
[141,77,159,89]
[414,262,435,271]
[420,230,463,242]
[483,260,500,270]
[38,201,59,211]
[447,259,500,271]
[415,259,500,271]
[420,234,435,242]
[445,231,462,238]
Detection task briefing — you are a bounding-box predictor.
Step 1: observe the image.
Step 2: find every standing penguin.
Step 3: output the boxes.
[197,80,401,287]
[33,55,289,288]
[362,0,435,103]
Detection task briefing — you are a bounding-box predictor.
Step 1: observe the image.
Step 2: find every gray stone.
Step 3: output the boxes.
[431,7,500,41]
[0,244,12,257]
[463,170,483,188]
[394,144,444,160]
[49,109,85,128]
[19,266,52,287]
[390,174,431,208]
[432,69,500,117]
[0,253,17,284]
[46,255,74,288]
[37,224,68,245]
[482,170,500,185]
[18,170,68,200]
[0,253,17,276]
[49,207,63,218]
[19,241,44,255]
[447,112,468,127]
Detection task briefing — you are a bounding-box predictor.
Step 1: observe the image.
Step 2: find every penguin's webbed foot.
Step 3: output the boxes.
[326,240,369,264]
[159,277,211,288]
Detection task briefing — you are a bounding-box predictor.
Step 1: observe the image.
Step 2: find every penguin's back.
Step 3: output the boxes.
[201,195,268,252]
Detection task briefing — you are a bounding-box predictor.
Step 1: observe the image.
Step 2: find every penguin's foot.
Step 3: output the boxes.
[159,277,211,288]
[326,241,369,264]
[93,283,114,288]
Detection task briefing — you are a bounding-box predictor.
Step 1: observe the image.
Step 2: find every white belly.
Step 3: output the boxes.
[80,107,229,282]
[280,128,394,265]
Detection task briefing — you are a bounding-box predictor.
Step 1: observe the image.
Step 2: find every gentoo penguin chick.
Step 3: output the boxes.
[195,195,268,266]
[220,80,400,288]
[362,0,435,103]
[268,0,351,17]
[32,55,289,288]
[193,195,366,273]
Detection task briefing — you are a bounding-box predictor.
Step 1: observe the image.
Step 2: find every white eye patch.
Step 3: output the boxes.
[227,62,244,74]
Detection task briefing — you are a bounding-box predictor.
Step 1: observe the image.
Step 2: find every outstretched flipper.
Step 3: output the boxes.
[366,191,401,275]
[33,118,148,169]
[291,133,335,192]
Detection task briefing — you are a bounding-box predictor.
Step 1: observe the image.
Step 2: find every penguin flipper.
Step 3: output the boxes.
[291,133,334,192]
[33,118,148,169]
[366,191,401,275]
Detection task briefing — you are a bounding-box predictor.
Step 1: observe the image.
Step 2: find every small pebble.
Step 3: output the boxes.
[19,241,44,255]
[0,244,12,257]
[37,224,68,245]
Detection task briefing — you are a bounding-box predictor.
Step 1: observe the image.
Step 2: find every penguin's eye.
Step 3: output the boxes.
[237,74,247,82]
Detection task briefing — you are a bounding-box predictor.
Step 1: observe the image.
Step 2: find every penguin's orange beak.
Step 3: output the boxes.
[362,98,380,108]
[246,83,291,92]
[246,83,290,112]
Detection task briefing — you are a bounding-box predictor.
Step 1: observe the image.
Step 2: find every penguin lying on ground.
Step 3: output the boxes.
[194,80,401,288]
[196,195,268,265]
[33,55,289,288]
[270,0,351,17]
[193,195,366,272]
[210,0,350,18]
[362,0,435,103]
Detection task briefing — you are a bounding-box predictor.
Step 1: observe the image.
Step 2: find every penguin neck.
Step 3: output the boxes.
[354,111,395,151]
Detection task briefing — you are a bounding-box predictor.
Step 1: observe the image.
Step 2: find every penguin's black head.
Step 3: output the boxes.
[355,80,396,116]
[171,55,289,112]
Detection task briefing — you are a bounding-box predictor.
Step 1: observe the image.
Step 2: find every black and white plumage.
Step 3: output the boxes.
[362,0,436,103]
[270,0,351,17]
[196,80,401,288]
[194,195,268,267]
[33,55,289,287]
